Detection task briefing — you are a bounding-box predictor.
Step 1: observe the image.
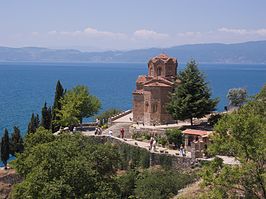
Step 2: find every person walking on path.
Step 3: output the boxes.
[108,129,113,137]
[179,144,184,156]
[149,137,154,150]
[120,128,125,139]
[152,138,157,151]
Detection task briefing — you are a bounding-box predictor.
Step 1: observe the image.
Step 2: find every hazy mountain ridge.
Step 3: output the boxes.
[1,40,266,64]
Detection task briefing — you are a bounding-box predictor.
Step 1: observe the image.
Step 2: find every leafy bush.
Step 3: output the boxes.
[117,170,139,198]
[158,136,167,147]
[165,128,183,147]
[12,133,120,198]
[134,169,194,199]
[132,131,150,141]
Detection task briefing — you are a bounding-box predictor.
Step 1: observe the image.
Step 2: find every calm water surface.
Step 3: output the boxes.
[0,62,265,136]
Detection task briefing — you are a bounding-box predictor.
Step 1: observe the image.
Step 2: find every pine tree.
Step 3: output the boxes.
[52,80,64,132]
[10,126,24,156]
[167,60,218,125]
[1,129,10,169]
[41,102,52,129]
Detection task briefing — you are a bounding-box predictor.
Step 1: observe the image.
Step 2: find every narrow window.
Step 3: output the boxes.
[152,103,157,113]
[157,67,161,76]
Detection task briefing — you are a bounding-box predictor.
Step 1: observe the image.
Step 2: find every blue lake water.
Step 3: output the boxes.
[0,62,265,136]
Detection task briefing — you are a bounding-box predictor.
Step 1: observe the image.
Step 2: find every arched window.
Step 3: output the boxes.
[152,103,157,113]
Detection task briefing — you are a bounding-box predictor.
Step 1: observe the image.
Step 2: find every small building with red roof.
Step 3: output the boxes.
[182,129,212,157]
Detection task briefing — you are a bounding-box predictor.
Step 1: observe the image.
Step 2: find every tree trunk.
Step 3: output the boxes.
[190,117,193,126]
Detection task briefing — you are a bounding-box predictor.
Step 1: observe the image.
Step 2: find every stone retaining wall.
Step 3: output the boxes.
[88,135,194,170]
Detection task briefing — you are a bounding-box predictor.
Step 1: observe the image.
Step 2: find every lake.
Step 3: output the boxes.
[0,62,265,136]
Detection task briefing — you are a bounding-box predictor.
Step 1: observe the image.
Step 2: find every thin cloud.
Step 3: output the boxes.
[177,31,201,37]
[83,27,126,38]
[48,27,126,39]
[218,27,266,36]
[218,27,248,35]
[133,29,169,40]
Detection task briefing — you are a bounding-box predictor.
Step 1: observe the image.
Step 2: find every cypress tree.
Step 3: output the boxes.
[27,113,39,134]
[27,113,36,134]
[1,129,10,169]
[10,126,24,156]
[48,107,52,129]
[52,80,64,132]
[35,114,40,128]
[41,102,51,129]
[167,60,218,125]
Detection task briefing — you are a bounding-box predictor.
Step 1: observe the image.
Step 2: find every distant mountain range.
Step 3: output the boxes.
[1,40,266,64]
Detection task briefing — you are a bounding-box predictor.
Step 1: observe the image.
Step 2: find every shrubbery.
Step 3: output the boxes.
[165,128,183,147]
[12,128,195,198]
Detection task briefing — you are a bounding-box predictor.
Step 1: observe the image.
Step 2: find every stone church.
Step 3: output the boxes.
[132,54,179,125]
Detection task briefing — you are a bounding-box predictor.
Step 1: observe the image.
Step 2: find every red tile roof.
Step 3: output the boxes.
[136,75,147,83]
[182,129,209,136]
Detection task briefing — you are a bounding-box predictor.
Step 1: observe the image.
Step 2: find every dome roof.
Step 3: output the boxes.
[157,53,169,60]
[149,53,177,64]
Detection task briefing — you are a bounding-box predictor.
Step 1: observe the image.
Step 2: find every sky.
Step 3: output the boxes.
[1,0,266,51]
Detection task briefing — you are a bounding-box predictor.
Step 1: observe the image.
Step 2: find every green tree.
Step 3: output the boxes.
[96,108,122,125]
[117,170,138,198]
[167,60,218,125]
[134,169,194,199]
[10,126,24,156]
[34,114,40,129]
[201,85,266,198]
[57,85,101,127]
[24,127,55,149]
[1,129,10,169]
[227,87,247,108]
[165,128,183,147]
[27,113,39,134]
[52,80,64,132]
[12,133,119,198]
[41,102,52,130]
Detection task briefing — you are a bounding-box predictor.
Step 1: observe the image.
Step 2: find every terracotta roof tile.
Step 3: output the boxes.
[136,75,147,83]
[182,129,210,136]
